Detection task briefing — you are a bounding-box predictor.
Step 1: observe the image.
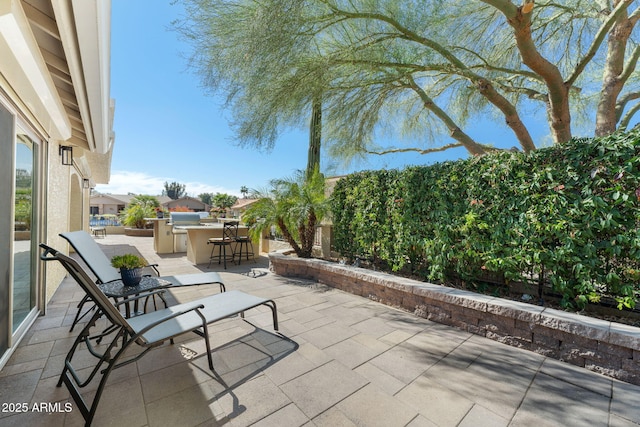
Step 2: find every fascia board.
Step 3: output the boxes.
[0,0,72,140]
[52,0,112,154]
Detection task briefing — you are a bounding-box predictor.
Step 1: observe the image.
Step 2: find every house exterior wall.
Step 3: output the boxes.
[165,198,209,212]
[100,203,122,215]
[0,0,114,368]
[90,195,124,215]
[45,147,74,302]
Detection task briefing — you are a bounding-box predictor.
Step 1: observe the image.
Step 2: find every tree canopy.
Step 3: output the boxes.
[243,167,328,257]
[212,193,238,210]
[163,181,186,200]
[121,195,160,229]
[175,0,640,161]
[199,192,214,205]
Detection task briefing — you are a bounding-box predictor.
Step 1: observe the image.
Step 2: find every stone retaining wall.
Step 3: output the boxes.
[269,253,640,385]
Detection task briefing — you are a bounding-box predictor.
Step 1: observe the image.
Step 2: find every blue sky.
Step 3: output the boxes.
[95,0,555,197]
[97,1,307,196]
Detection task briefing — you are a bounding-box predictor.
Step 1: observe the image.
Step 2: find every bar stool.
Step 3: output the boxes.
[234,231,255,265]
[207,222,237,269]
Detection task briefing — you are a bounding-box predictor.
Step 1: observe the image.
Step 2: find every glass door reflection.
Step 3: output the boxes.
[13,134,35,331]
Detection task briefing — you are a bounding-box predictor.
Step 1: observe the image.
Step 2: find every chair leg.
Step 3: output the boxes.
[247,241,255,262]
[208,243,234,270]
[222,244,227,269]
[58,308,140,426]
[235,240,243,265]
[70,294,94,332]
[234,240,254,265]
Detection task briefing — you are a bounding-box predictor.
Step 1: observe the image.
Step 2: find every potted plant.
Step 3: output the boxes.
[111,254,146,286]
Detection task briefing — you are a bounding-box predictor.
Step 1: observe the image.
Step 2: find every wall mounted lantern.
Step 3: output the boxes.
[59,145,73,166]
[83,178,90,189]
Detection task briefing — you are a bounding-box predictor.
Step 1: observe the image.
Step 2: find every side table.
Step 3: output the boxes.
[101,276,172,317]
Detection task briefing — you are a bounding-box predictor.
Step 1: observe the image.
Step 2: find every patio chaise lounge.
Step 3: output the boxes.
[40,243,278,426]
[60,230,226,329]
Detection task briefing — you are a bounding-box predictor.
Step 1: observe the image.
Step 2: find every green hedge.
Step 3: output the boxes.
[331,128,640,309]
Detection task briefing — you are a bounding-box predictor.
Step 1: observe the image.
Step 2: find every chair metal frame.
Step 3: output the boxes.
[234,233,255,265]
[60,231,226,331]
[207,221,238,269]
[40,243,278,426]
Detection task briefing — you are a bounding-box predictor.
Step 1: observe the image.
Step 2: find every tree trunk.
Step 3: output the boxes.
[596,6,635,136]
[485,0,573,143]
[307,97,322,178]
[277,218,302,256]
[301,210,317,258]
[475,78,536,153]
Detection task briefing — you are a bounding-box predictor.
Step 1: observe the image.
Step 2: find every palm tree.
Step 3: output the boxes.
[243,168,327,258]
[120,195,160,229]
[240,186,249,198]
[212,193,238,217]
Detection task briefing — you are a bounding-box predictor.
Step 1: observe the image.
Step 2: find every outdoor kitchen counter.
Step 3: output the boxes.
[147,218,173,254]
[182,224,256,265]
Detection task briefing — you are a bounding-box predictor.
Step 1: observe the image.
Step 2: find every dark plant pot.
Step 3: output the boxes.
[156,211,164,218]
[120,267,143,287]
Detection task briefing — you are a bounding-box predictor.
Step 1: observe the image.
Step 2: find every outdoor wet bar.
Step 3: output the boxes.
[150,213,256,265]
[148,218,174,254]
[184,222,255,265]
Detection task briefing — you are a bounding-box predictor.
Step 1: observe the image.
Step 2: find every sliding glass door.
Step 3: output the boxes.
[13,131,37,331]
[0,99,42,364]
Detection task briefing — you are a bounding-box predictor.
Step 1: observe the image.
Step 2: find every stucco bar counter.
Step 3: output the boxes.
[183,224,256,265]
[147,218,173,254]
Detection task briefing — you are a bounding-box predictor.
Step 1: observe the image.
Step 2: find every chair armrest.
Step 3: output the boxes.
[143,264,160,276]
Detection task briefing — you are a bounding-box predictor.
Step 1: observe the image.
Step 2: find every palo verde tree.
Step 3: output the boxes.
[175,0,327,163]
[176,0,330,257]
[175,0,639,161]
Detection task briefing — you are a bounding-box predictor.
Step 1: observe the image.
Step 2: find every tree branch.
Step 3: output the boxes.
[319,1,470,70]
[479,0,519,18]
[595,1,638,136]
[615,91,640,123]
[628,6,640,24]
[619,100,640,130]
[482,0,573,143]
[366,142,505,156]
[454,46,543,82]
[566,0,635,87]
[620,43,640,85]
[365,143,465,155]
[404,75,487,156]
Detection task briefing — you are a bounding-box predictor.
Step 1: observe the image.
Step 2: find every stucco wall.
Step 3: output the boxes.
[44,146,74,303]
[90,197,122,215]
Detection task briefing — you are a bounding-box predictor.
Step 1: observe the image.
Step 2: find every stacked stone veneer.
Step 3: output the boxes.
[269,253,640,385]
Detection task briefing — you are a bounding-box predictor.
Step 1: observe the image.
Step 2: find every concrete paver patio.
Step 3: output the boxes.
[1,234,639,426]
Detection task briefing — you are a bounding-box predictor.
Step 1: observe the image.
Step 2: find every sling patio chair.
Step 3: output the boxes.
[60,230,226,330]
[40,243,278,427]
